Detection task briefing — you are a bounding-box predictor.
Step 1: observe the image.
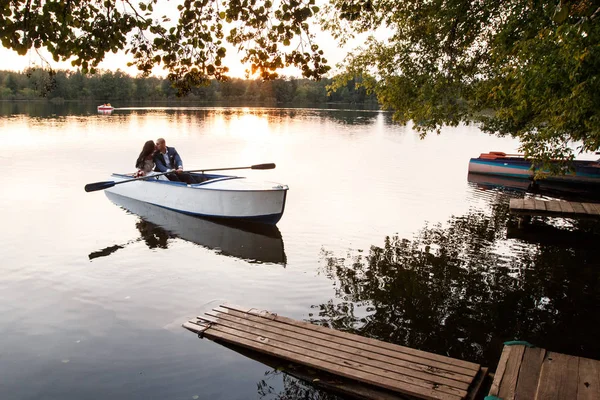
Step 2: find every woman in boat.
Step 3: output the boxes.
[135,140,157,177]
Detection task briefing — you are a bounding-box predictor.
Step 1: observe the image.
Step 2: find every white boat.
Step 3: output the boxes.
[92,192,286,264]
[97,103,114,112]
[104,172,289,225]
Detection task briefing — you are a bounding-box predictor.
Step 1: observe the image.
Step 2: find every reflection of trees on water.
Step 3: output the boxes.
[1,102,381,125]
[0,101,89,117]
[257,370,340,400]
[312,196,600,368]
[205,107,381,126]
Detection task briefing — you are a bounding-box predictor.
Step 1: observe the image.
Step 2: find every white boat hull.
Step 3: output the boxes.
[105,174,288,224]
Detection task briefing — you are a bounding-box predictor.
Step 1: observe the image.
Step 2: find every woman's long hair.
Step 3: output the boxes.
[135,140,156,169]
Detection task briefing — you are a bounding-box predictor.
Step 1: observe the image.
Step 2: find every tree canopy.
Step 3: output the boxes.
[0,0,329,94]
[324,0,600,164]
[1,0,599,162]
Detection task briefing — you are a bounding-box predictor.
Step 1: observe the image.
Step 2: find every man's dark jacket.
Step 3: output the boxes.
[153,147,183,173]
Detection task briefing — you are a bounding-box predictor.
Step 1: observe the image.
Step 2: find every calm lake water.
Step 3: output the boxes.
[1,102,599,400]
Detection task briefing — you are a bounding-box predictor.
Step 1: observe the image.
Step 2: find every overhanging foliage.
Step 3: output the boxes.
[0,0,330,94]
[323,0,600,164]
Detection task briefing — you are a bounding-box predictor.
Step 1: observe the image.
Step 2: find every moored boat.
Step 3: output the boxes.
[468,152,600,185]
[104,172,288,225]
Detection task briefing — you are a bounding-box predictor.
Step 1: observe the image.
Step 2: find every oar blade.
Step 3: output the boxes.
[85,181,116,192]
[251,163,276,170]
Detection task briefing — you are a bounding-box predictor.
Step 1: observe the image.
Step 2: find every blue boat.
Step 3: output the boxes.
[468,152,600,185]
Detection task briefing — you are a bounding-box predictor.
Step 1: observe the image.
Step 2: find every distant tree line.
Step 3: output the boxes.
[0,69,378,106]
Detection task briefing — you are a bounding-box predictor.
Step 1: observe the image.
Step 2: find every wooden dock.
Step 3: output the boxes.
[183,304,488,400]
[509,198,600,220]
[488,343,600,399]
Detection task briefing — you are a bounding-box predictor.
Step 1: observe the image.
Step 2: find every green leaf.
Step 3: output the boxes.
[553,4,569,24]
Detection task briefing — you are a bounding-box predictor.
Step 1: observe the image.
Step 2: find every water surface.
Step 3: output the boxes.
[1,103,599,400]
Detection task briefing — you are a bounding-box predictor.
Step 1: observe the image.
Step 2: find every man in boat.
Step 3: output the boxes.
[153,138,197,184]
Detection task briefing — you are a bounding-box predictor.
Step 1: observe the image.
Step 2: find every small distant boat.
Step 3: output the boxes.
[468,152,600,185]
[97,103,114,113]
[105,172,288,225]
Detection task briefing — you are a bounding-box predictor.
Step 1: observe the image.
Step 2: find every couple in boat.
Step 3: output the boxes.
[135,138,200,184]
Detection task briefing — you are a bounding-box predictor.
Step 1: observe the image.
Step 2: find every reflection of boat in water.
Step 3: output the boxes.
[469,151,600,185]
[90,192,286,264]
[468,172,532,191]
[468,172,600,202]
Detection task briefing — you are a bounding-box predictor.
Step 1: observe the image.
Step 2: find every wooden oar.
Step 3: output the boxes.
[84,163,276,192]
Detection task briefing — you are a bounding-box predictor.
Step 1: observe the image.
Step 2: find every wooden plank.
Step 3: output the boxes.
[514,347,546,400]
[535,352,579,400]
[216,307,478,376]
[558,201,575,213]
[578,357,600,400]
[588,203,600,215]
[221,304,481,372]
[534,200,547,211]
[198,315,218,324]
[510,198,524,210]
[209,310,474,384]
[571,202,587,215]
[582,203,598,215]
[219,306,475,371]
[182,321,209,335]
[203,322,464,400]
[209,313,469,394]
[207,310,472,390]
[546,201,562,213]
[489,346,512,396]
[522,199,537,211]
[498,345,526,400]
[219,341,409,400]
